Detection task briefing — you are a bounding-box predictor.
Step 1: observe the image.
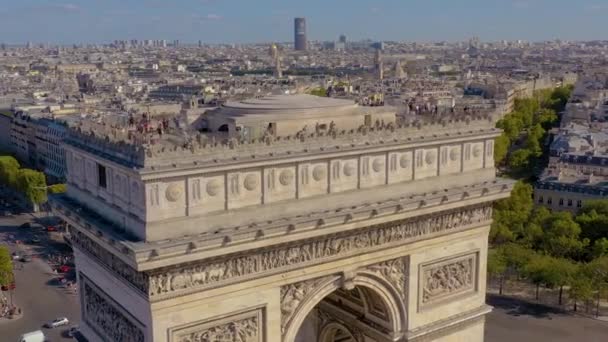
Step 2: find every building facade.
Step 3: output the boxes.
[51,95,512,342]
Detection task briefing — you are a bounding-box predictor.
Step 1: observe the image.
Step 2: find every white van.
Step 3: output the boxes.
[18,330,45,342]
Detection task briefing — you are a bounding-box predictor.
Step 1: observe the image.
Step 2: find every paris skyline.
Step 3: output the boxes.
[1,0,607,44]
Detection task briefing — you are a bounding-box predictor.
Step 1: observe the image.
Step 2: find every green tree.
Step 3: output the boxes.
[47,183,67,194]
[591,238,608,259]
[494,134,510,165]
[308,87,328,97]
[577,200,608,243]
[546,258,578,305]
[540,211,587,258]
[535,108,558,128]
[491,181,534,245]
[497,117,523,141]
[0,156,20,188]
[523,254,550,300]
[569,275,594,312]
[16,169,47,204]
[508,149,532,170]
[488,249,508,295]
[0,246,13,286]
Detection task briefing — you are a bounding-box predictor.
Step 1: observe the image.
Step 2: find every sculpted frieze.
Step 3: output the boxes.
[69,228,149,294]
[82,281,145,342]
[176,317,259,342]
[148,205,491,297]
[420,253,477,307]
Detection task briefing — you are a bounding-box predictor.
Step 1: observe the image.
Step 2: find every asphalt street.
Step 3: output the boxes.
[0,214,80,342]
[485,295,608,342]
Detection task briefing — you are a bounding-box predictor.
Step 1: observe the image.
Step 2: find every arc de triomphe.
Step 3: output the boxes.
[51,95,513,342]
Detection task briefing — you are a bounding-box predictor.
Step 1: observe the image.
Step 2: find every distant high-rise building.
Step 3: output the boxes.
[173,39,180,48]
[270,43,282,78]
[198,40,203,48]
[374,48,383,80]
[339,34,347,44]
[294,17,307,51]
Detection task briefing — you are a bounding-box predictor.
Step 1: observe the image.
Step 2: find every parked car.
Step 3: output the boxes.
[66,325,79,338]
[46,225,57,232]
[20,255,32,263]
[19,222,31,229]
[12,252,21,260]
[29,237,41,244]
[1,282,16,291]
[58,265,72,273]
[3,210,12,216]
[45,317,69,328]
[18,330,45,342]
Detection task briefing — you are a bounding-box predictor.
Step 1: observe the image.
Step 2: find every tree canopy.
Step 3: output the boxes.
[16,169,47,204]
[0,246,13,286]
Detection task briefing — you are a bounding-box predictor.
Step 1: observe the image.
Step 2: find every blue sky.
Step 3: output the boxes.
[0,0,607,44]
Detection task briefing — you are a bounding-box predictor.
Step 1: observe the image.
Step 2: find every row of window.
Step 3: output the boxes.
[537,196,582,208]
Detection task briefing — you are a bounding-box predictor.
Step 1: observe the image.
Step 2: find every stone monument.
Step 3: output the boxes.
[51,94,513,342]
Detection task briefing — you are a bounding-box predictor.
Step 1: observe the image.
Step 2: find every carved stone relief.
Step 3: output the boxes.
[343,162,356,177]
[399,154,410,169]
[420,253,477,308]
[367,257,408,299]
[69,228,149,294]
[449,148,459,162]
[279,169,294,186]
[206,179,221,197]
[171,309,262,342]
[166,183,183,202]
[372,158,384,172]
[244,174,259,191]
[280,275,335,334]
[82,278,145,342]
[425,150,436,165]
[313,165,326,181]
[145,205,491,298]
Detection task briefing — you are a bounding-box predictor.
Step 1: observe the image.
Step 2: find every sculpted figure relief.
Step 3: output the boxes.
[147,205,491,297]
[422,255,475,304]
[367,257,407,297]
[68,205,490,299]
[177,317,258,342]
[83,283,144,342]
[280,276,334,333]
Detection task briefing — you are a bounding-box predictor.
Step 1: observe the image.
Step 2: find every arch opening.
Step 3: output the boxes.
[289,277,404,342]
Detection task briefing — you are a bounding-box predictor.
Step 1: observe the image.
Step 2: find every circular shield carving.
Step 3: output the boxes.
[312,165,326,181]
[400,155,410,168]
[244,174,258,191]
[450,148,459,161]
[473,145,482,158]
[343,162,355,177]
[279,169,294,186]
[165,183,182,202]
[206,179,221,196]
[372,158,384,172]
[425,151,436,165]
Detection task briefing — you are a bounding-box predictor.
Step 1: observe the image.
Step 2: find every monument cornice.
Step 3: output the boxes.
[51,178,514,273]
[137,129,500,179]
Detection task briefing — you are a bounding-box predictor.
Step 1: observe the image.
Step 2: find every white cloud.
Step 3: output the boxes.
[58,3,80,12]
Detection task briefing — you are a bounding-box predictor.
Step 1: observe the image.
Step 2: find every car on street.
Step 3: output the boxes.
[45,317,69,328]
[1,282,16,291]
[66,325,79,338]
[12,252,21,260]
[46,225,57,232]
[3,210,12,216]
[20,255,32,263]
[20,222,31,228]
[29,237,41,244]
[58,265,72,273]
